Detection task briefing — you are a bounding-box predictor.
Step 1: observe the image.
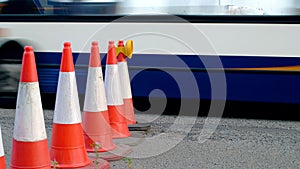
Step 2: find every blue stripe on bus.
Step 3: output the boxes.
[34,52,300,103]
[35,52,300,69]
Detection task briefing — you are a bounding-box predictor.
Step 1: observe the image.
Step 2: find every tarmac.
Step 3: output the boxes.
[0,109,299,169]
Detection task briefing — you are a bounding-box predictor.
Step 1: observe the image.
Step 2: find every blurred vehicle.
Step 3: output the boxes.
[0,28,22,107]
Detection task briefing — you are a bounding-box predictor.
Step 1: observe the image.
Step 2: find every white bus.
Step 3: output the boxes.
[0,0,300,118]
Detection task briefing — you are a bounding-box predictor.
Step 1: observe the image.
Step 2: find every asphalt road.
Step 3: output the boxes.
[0,109,299,169]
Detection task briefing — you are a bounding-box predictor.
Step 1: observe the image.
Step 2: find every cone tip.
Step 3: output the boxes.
[107,41,117,65]
[20,46,38,82]
[118,40,124,46]
[109,41,114,46]
[24,46,33,52]
[92,41,98,46]
[64,42,71,47]
[89,41,101,67]
[117,40,126,62]
[60,42,74,72]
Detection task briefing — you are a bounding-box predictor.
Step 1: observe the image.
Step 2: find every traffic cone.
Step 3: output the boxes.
[50,42,91,168]
[105,41,131,138]
[83,41,132,161]
[10,46,50,169]
[116,40,136,125]
[0,127,6,169]
[82,41,116,152]
[116,40,151,131]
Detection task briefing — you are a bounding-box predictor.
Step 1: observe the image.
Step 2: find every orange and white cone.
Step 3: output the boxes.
[0,127,6,169]
[10,46,50,169]
[105,41,131,138]
[82,41,116,152]
[116,40,150,132]
[116,40,136,125]
[50,42,91,168]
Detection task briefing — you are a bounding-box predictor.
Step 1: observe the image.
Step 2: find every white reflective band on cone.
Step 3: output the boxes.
[14,82,47,142]
[118,62,132,99]
[105,64,124,106]
[0,127,4,156]
[54,72,81,124]
[84,67,108,112]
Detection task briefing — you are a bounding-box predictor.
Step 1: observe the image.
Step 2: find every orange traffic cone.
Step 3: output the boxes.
[116,40,151,131]
[0,127,6,169]
[10,46,50,169]
[82,41,116,152]
[116,40,136,125]
[105,41,131,138]
[50,42,91,168]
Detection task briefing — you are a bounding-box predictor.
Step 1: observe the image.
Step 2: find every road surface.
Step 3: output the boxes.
[0,109,299,169]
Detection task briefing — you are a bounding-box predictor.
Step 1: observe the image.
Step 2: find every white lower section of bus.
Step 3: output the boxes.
[0,22,300,57]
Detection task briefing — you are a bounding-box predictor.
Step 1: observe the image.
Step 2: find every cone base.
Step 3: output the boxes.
[87,157,110,169]
[82,111,116,152]
[123,99,136,125]
[108,105,131,138]
[0,156,6,169]
[10,139,50,169]
[88,144,132,161]
[128,122,151,131]
[53,157,110,169]
[84,133,116,153]
[50,123,90,168]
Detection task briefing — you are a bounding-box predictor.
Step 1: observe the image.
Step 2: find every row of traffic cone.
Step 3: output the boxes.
[1,40,139,168]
